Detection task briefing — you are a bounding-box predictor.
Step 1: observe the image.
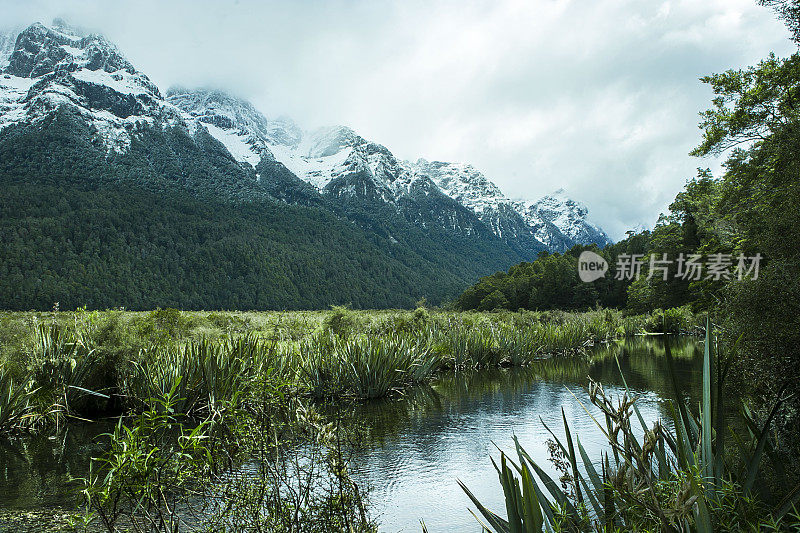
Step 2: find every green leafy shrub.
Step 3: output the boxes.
[323,306,361,339]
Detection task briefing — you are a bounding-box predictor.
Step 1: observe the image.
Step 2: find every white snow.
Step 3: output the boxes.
[71,69,148,95]
[60,44,83,57]
[0,74,35,93]
[414,160,507,213]
[0,74,35,130]
[203,122,263,167]
[267,141,353,190]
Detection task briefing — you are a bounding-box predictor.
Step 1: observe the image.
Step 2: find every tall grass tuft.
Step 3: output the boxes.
[338,334,412,399]
[297,332,347,399]
[0,367,37,433]
[533,320,591,355]
[621,315,645,337]
[124,337,249,416]
[29,323,105,424]
[438,324,499,369]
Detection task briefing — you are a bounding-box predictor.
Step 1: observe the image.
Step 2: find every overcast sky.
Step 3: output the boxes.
[2,0,796,239]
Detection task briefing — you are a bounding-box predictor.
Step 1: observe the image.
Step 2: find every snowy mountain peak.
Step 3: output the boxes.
[534,191,589,220]
[409,160,612,250]
[167,87,312,169]
[305,125,362,158]
[267,115,302,147]
[170,89,400,194]
[0,24,613,254]
[0,21,181,153]
[518,192,611,247]
[412,159,506,210]
[4,20,137,79]
[169,87,267,136]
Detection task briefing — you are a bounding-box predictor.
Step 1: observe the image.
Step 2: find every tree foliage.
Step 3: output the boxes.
[459,36,800,464]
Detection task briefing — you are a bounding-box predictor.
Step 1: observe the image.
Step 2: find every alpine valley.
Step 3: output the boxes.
[0,20,611,310]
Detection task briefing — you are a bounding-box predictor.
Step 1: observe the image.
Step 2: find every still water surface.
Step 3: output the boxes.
[0,336,702,531]
[345,336,702,532]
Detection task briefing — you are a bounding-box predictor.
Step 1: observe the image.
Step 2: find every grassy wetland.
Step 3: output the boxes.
[0,306,700,530]
[0,306,701,430]
[0,307,797,532]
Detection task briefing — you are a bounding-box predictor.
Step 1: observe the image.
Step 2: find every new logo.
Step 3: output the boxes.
[578,251,608,282]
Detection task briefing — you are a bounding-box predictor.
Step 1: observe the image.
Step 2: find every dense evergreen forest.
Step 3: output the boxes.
[0,108,521,310]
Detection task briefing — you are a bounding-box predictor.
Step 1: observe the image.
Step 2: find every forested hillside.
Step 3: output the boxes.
[0,109,521,309]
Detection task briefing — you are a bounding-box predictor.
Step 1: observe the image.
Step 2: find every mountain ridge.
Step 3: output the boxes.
[166,87,612,253]
[0,20,611,253]
[0,20,612,309]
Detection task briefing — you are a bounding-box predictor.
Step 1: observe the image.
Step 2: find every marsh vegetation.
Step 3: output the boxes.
[0,307,704,530]
[2,307,797,531]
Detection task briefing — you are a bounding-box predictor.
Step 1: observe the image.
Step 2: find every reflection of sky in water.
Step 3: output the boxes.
[348,338,702,532]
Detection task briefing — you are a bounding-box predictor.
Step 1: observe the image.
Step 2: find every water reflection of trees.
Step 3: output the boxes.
[0,422,110,508]
[337,337,703,445]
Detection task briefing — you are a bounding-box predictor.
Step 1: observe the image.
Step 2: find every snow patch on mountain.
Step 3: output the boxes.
[70,68,151,96]
[168,87,299,169]
[267,137,353,189]
[202,122,263,167]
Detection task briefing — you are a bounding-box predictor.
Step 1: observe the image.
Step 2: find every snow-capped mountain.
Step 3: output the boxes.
[0,20,182,153]
[167,88,611,252]
[167,88,498,239]
[168,89,421,201]
[517,190,611,247]
[1,21,611,255]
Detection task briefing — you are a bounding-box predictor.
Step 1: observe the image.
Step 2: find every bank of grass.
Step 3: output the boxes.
[0,306,702,434]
